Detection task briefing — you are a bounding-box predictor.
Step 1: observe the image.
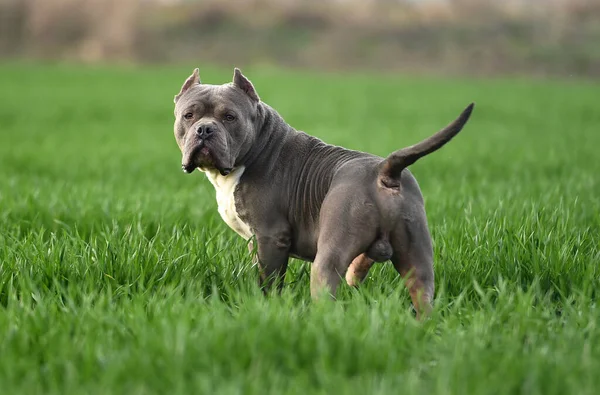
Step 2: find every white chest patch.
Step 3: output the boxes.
[204,167,253,240]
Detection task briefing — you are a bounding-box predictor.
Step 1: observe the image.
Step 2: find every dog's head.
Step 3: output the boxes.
[173,68,260,175]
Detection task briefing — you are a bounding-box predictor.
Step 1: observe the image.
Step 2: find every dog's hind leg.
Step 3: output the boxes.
[346,233,393,286]
[390,212,435,320]
[311,187,378,299]
[345,254,375,287]
[311,244,368,299]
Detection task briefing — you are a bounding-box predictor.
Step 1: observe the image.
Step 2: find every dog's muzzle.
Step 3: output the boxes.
[182,163,196,173]
[181,143,232,176]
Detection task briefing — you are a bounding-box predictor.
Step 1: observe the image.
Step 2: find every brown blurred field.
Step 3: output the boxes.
[1,0,599,77]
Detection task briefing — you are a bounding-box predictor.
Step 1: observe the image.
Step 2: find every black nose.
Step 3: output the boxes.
[196,124,215,139]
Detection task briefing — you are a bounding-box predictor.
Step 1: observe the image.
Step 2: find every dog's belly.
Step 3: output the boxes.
[205,167,252,240]
[289,225,319,261]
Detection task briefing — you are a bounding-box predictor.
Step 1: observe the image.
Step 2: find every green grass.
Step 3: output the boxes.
[1,62,599,394]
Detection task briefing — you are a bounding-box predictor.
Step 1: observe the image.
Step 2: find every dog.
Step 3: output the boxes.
[173,68,473,317]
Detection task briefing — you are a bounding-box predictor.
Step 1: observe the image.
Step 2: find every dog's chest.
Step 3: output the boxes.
[205,167,252,239]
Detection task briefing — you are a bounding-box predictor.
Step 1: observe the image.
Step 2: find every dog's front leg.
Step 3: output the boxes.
[250,229,291,294]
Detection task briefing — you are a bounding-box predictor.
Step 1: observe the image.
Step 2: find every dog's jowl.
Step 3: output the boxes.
[173,67,474,318]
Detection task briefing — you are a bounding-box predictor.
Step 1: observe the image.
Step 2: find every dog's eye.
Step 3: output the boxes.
[224,114,236,122]
[184,112,194,120]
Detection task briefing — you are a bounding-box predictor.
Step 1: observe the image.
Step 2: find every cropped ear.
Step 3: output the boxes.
[174,68,200,103]
[232,68,260,102]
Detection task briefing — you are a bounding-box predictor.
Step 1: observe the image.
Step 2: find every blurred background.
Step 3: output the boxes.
[1,0,599,77]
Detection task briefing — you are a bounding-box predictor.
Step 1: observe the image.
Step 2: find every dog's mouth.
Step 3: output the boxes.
[181,163,197,174]
[182,144,232,176]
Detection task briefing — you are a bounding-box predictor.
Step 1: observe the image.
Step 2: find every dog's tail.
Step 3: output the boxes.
[378,103,474,188]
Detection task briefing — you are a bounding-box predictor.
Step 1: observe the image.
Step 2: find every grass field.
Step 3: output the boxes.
[0,63,599,394]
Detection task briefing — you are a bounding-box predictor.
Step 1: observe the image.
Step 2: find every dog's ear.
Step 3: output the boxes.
[232,68,260,102]
[174,68,200,103]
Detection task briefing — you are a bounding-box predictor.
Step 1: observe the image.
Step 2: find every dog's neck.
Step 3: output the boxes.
[235,102,296,170]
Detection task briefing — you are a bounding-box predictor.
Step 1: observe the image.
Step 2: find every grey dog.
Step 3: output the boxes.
[173,68,473,317]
